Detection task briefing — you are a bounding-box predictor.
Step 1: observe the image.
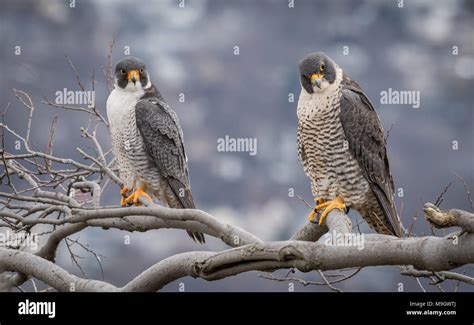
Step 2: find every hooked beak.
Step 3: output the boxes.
[311,73,323,89]
[127,70,140,84]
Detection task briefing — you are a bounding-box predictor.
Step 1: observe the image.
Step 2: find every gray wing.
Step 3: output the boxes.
[339,75,402,237]
[136,98,205,243]
[135,98,195,209]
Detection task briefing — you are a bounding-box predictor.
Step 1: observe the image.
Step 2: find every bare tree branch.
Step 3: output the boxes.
[1,206,473,292]
[401,269,474,286]
[0,56,472,293]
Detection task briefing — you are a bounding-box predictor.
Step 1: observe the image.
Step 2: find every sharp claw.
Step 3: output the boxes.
[308,197,347,225]
[318,212,327,225]
[314,197,325,205]
[308,197,326,223]
[120,187,130,206]
[307,209,318,222]
[120,187,129,196]
[125,193,136,205]
[317,196,346,226]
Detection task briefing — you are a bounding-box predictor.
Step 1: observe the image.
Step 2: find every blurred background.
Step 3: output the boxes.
[1,0,473,292]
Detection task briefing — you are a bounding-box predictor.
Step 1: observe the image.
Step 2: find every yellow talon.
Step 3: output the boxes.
[315,197,325,206]
[317,196,346,225]
[307,209,318,222]
[307,197,326,222]
[125,184,152,206]
[120,187,130,207]
[307,196,346,225]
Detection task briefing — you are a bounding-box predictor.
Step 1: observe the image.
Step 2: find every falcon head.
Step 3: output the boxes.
[299,52,337,94]
[114,56,151,92]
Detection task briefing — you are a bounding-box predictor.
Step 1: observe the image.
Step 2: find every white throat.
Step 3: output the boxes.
[106,85,144,129]
[297,66,343,120]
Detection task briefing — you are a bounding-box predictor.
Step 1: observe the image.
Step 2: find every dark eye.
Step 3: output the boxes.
[320,63,325,72]
[120,69,126,75]
[139,68,145,74]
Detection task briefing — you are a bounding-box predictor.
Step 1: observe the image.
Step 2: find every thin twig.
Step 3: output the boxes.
[317,270,343,292]
[434,180,454,207]
[384,122,395,142]
[46,116,58,170]
[13,88,34,143]
[1,102,13,186]
[452,171,473,210]
[415,278,426,292]
[294,194,313,209]
[65,55,85,92]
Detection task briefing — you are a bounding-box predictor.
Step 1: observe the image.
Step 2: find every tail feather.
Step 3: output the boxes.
[371,184,403,237]
[166,177,205,244]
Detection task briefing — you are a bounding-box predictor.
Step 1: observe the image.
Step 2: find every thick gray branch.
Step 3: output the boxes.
[1,208,472,292]
[0,248,116,292]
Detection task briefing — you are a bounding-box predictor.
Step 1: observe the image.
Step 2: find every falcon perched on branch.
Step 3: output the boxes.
[296,52,403,237]
[106,56,204,243]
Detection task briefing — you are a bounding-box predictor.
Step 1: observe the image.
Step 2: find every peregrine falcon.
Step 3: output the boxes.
[296,52,403,237]
[106,56,205,243]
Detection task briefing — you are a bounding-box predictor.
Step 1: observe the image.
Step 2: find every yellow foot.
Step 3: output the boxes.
[120,187,130,207]
[307,197,326,222]
[125,187,152,206]
[316,196,346,225]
